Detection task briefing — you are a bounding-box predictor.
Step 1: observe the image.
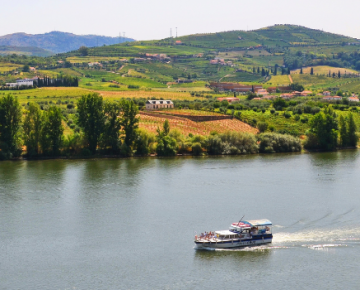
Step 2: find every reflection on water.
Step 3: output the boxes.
[194,247,272,261]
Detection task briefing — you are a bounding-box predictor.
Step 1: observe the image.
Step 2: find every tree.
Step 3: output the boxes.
[0,94,22,157]
[305,106,338,151]
[156,120,177,156]
[79,46,89,56]
[257,122,268,133]
[290,83,304,92]
[23,102,43,156]
[310,67,314,75]
[77,93,105,153]
[339,115,348,147]
[120,100,139,150]
[22,65,30,72]
[300,68,303,74]
[338,71,341,78]
[41,106,64,156]
[347,113,357,147]
[101,101,122,153]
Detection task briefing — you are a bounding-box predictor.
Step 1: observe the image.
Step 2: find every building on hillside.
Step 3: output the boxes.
[292,91,302,96]
[280,93,294,99]
[210,60,219,65]
[6,78,34,87]
[323,96,342,101]
[348,96,359,102]
[300,90,312,96]
[146,100,174,110]
[177,79,193,83]
[256,89,269,96]
[217,97,239,103]
[88,62,103,67]
[277,86,292,93]
[175,40,182,45]
[267,87,277,93]
[29,67,36,72]
[210,82,262,92]
[323,91,331,96]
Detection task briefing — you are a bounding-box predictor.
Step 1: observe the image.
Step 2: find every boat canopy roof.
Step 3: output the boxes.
[215,230,238,236]
[231,219,272,228]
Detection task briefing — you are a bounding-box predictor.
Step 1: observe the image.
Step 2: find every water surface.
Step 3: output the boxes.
[1,152,360,289]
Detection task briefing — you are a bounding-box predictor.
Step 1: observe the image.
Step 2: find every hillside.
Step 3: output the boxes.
[0,31,135,54]
[0,45,53,57]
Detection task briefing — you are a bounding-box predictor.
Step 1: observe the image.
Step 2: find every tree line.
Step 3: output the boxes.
[36,75,79,87]
[0,93,139,160]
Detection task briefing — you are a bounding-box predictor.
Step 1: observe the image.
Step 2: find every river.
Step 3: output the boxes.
[1,152,360,289]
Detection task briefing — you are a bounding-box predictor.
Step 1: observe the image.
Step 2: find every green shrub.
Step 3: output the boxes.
[258,133,302,153]
[270,109,275,114]
[284,112,291,118]
[300,116,308,123]
[207,131,258,155]
[294,115,300,121]
[191,142,203,155]
[257,122,268,133]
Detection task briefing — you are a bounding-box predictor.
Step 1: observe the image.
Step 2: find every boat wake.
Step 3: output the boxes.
[273,226,360,248]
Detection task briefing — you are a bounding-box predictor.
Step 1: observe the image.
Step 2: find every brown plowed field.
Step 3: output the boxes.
[139,113,258,136]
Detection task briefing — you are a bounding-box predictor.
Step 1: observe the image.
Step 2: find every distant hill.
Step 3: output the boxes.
[174,24,359,49]
[67,24,360,58]
[0,45,53,57]
[0,31,135,54]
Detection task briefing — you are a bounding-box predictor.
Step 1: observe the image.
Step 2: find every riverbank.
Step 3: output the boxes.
[4,146,358,162]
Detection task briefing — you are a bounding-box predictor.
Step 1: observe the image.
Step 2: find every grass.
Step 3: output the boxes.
[239,110,311,135]
[265,75,291,86]
[66,56,124,63]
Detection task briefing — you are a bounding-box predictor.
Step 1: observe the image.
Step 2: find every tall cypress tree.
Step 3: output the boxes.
[347,113,357,147]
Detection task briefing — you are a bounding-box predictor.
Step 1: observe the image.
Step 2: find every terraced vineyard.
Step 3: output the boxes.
[139,112,258,136]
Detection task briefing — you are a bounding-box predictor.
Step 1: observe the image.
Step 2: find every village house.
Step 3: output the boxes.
[177,79,193,84]
[323,96,342,101]
[217,97,239,103]
[88,62,102,67]
[301,90,313,96]
[175,40,182,45]
[29,67,36,72]
[146,100,174,110]
[256,89,269,96]
[348,96,359,102]
[267,87,277,93]
[323,91,331,96]
[6,78,34,87]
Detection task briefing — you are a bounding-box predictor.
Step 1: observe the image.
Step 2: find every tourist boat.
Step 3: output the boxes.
[194,219,273,249]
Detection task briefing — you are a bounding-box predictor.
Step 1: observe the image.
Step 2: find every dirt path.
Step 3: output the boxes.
[288,74,293,83]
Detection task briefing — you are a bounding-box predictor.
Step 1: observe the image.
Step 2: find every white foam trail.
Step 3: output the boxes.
[273,226,360,244]
[306,244,345,250]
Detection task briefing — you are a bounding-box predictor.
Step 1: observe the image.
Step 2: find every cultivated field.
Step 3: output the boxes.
[3,87,203,104]
[139,113,258,136]
[291,66,359,75]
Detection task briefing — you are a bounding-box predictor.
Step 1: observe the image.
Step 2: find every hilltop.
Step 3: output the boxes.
[0,31,135,54]
[0,45,53,57]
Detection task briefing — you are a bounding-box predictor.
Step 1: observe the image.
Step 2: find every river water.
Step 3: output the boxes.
[1,152,360,289]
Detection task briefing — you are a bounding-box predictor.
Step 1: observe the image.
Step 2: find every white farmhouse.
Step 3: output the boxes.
[6,78,34,87]
[146,100,174,110]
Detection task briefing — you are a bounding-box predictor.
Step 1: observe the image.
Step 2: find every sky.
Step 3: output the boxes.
[3,0,360,41]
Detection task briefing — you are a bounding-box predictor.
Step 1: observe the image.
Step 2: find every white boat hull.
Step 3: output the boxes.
[194,237,272,250]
